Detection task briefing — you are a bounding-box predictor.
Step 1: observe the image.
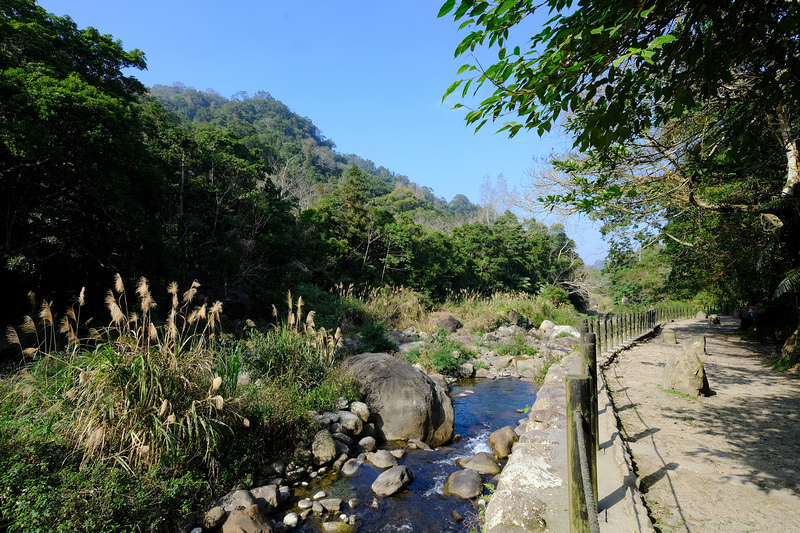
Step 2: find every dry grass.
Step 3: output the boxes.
[6,276,241,473]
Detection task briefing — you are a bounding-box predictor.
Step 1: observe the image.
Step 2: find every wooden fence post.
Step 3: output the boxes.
[567,375,596,533]
[582,332,599,451]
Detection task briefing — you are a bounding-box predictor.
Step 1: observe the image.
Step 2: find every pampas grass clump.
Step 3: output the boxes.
[5,275,240,473]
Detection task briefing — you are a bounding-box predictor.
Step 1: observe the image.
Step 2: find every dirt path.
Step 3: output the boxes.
[604,316,800,532]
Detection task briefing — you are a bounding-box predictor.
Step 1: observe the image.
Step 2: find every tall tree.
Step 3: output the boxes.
[1,0,161,294]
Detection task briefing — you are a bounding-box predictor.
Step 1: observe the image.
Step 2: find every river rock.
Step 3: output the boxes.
[250,484,279,512]
[321,522,356,533]
[548,325,579,339]
[203,506,226,529]
[342,458,364,476]
[320,498,342,512]
[366,449,397,469]
[515,357,543,376]
[216,489,256,512]
[332,432,353,447]
[489,425,519,459]
[458,452,501,475]
[538,320,556,333]
[371,465,414,496]
[458,362,475,378]
[436,314,462,332]
[222,504,272,533]
[349,401,371,422]
[475,367,493,378]
[661,341,712,397]
[343,353,454,447]
[315,412,339,426]
[337,410,364,436]
[356,436,377,453]
[312,430,338,465]
[298,498,313,510]
[283,512,299,528]
[443,469,484,499]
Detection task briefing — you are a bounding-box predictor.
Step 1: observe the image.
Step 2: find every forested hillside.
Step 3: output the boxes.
[0,1,584,326]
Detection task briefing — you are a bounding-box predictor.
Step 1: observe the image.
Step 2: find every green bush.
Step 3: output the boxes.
[402,329,474,377]
[359,320,398,353]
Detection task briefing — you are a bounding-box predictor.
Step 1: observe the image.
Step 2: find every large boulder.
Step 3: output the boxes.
[371,465,414,496]
[343,353,454,447]
[661,337,712,396]
[661,329,678,344]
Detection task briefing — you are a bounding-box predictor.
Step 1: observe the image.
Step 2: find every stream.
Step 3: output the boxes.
[292,378,538,532]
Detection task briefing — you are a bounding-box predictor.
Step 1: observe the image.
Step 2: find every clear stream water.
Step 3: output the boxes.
[293,378,538,532]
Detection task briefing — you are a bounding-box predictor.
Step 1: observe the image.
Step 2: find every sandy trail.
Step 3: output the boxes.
[604,316,800,533]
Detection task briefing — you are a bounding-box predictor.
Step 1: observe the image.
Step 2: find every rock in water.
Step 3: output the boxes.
[371,465,414,496]
[366,449,397,469]
[661,337,712,396]
[489,425,519,459]
[443,469,483,499]
[458,452,501,475]
[343,353,454,447]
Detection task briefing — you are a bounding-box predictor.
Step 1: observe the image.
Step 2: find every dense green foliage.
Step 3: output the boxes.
[441,0,800,354]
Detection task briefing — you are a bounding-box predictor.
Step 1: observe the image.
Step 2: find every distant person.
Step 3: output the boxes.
[741,305,755,330]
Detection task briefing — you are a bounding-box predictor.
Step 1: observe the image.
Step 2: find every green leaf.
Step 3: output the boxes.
[442,80,463,102]
[438,0,456,18]
[648,34,676,49]
[497,0,517,15]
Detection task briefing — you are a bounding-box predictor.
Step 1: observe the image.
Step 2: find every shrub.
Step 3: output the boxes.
[403,329,474,377]
[359,320,398,353]
[495,334,539,358]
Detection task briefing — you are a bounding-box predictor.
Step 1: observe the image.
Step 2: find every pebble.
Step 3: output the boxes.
[313,491,327,500]
[298,498,313,510]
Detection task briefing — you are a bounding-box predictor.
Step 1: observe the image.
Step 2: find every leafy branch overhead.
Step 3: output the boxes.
[441,1,800,321]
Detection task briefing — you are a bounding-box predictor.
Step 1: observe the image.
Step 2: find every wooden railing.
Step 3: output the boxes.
[566,305,698,532]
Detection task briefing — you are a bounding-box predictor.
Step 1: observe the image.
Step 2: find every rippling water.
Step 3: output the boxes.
[295,378,537,532]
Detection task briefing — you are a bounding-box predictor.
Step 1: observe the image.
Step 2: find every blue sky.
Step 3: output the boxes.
[36,0,607,263]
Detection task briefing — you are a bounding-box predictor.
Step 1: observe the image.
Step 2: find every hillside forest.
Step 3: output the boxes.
[0,2,589,331]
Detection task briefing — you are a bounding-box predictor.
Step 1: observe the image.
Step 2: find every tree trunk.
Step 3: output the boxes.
[778,108,799,197]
